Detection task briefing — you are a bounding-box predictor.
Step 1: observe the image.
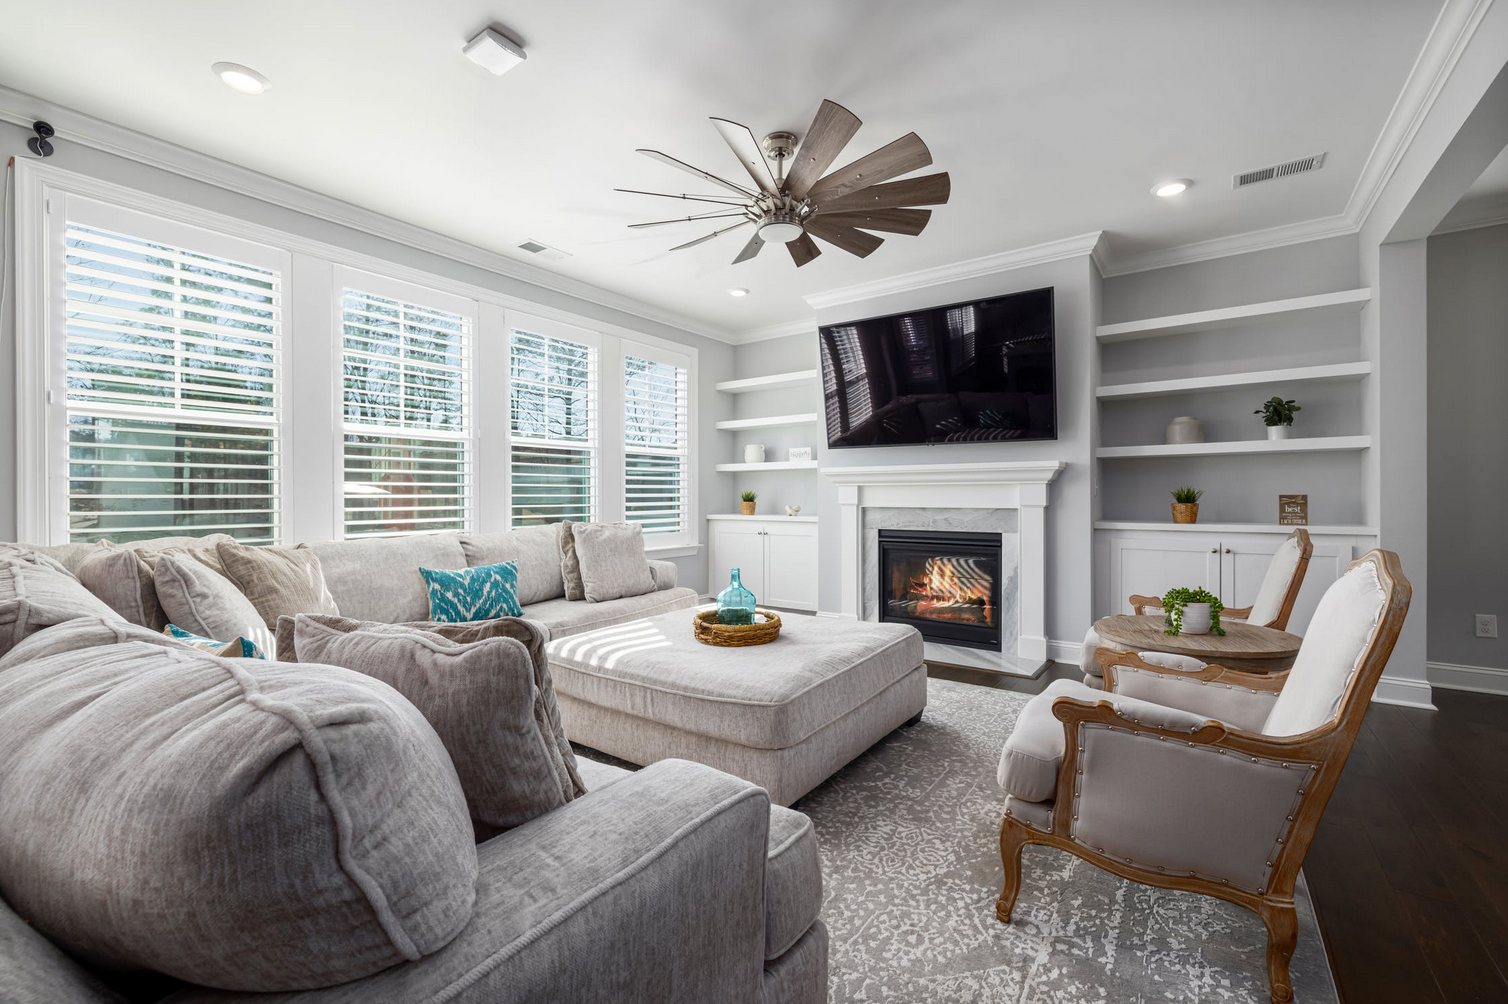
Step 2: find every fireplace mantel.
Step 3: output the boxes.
[823,461,1065,673]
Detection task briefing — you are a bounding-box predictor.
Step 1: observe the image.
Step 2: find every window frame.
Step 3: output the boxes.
[620,338,694,548]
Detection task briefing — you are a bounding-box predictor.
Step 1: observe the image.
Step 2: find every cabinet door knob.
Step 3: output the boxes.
[1224,547,1232,554]
[1210,547,1218,553]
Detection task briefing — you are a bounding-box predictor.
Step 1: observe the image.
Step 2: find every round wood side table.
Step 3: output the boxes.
[1092,613,1302,673]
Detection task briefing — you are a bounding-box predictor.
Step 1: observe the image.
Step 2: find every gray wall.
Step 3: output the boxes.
[726,335,823,518]
[1427,222,1508,671]
[0,120,734,594]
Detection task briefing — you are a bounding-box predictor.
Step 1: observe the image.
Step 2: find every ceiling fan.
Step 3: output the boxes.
[617,99,950,268]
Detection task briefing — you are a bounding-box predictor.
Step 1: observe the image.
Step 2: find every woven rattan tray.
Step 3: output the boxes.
[692,608,782,647]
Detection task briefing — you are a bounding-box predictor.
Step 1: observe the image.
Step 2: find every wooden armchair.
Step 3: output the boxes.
[996,549,1410,1004]
[1079,528,1313,686]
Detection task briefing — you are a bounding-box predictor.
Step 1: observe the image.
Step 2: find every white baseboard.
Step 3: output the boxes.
[1427,660,1508,696]
[1047,639,1082,665]
[1372,674,1436,710]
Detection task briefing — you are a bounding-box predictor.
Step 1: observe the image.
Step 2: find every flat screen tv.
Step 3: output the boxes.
[818,287,1056,448]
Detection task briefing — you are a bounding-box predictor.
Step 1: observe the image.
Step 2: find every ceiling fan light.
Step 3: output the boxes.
[757,221,804,243]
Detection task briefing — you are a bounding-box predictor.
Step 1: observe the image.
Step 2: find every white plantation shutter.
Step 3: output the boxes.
[623,351,690,537]
[62,218,282,544]
[341,286,474,538]
[509,328,597,526]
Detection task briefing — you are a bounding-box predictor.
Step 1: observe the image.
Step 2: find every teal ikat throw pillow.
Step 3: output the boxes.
[421,561,523,622]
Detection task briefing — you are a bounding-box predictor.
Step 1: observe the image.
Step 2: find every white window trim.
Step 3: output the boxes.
[621,338,696,549]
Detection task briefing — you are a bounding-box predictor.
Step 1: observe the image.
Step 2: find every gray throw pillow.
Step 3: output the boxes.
[155,554,276,659]
[571,522,657,603]
[0,553,123,657]
[558,520,586,601]
[292,614,582,840]
[75,542,158,627]
[459,525,566,605]
[0,618,477,992]
[216,542,339,630]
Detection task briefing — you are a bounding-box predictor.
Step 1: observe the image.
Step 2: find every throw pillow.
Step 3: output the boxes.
[0,553,123,657]
[0,619,477,991]
[420,561,523,623]
[291,614,580,839]
[75,542,158,627]
[571,522,656,603]
[216,542,339,630]
[558,520,586,601]
[164,623,267,659]
[154,554,276,659]
[458,525,566,604]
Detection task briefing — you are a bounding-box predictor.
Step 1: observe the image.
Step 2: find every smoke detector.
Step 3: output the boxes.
[1233,153,1326,189]
[517,239,571,261]
[463,27,526,76]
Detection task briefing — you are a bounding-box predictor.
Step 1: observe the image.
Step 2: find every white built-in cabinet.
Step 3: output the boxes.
[707,516,818,612]
[1095,524,1377,637]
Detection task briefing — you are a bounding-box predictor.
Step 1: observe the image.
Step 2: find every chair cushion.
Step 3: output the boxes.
[0,553,122,657]
[459,526,566,605]
[571,522,656,603]
[1263,559,1387,737]
[0,618,476,992]
[1247,533,1303,627]
[420,561,523,622]
[307,533,468,622]
[765,806,821,961]
[216,542,339,629]
[154,554,276,658]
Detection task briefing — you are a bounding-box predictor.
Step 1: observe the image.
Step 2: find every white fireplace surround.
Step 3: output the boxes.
[823,461,1066,673]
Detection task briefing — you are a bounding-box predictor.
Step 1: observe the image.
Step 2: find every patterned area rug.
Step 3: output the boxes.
[798,676,1338,1004]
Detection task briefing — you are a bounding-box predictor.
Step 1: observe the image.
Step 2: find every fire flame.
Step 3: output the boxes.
[909,557,993,625]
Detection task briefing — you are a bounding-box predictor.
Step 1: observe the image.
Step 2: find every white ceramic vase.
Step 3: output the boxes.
[1267,426,1290,441]
[1180,602,1212,635]
[744,444,766,463]
[1165,416,1205,445]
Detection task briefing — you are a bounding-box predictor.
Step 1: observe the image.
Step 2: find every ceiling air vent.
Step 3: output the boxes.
[517,239,571,261]
[1232,153,1326,189]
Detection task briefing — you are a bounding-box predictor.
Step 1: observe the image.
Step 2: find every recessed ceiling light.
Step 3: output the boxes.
[212,62,270,94]
[463,27,527,75]
[728,287,750,298]
[1152,179,1192,198]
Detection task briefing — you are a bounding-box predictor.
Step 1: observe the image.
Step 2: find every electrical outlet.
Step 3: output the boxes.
[1476,614,1498,639]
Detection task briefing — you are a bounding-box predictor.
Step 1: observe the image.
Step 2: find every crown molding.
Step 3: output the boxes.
[0,84,741,346]
[733,318,818,346]
[1097,213,1358,277]
[1431,208,1508,235]
[803,231,1105,313]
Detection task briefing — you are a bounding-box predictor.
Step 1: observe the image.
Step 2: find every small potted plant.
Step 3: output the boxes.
[739,490,757,516]
[1161,586,1225,636]
[1170,485,1202,524]
[1254,396,1301,440]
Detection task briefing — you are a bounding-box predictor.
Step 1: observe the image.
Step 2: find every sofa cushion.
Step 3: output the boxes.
[558,521,586,601]
[308,533,468,622]
[0,553,123,657]
[648,558,678,591]
[459,526,565,605]
[291,615,578,839]
[154,553,276,658]
[0,618,477,992]
[0,893,126,1004]
[765,806,821,961]
[571,523,656,603]
[522,586,699,640]
[216,542,339,629]
[420,562,523,622]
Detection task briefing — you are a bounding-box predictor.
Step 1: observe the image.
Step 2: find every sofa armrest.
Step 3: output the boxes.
[166,760,770,1004]
[648,559,678,591]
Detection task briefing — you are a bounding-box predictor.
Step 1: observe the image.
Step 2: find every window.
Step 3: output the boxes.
[623,349,690,538]
[61,216,282,543]
[340,283,473,538]
[509,327,598,526]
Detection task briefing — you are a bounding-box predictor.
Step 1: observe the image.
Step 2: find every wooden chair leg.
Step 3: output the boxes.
[995,815,1029,923]
[1258,901,1298,1004]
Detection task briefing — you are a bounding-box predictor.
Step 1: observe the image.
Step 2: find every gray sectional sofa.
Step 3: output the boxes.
[0,527,829,1004]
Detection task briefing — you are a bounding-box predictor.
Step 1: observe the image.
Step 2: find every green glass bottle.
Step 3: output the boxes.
[716,567,757,625]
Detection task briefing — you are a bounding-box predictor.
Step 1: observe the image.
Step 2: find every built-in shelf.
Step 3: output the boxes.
[714,369,820,394]
[715,412,820,431]
[707,513,819,523]
[1096,361,1372,401]
[714,460,820,473]
[1096,288,1372,343]
[1094,520,1378,536]
[1096,436,1371,459]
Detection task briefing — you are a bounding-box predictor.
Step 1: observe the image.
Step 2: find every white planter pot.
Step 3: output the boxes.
[1180,602,1212,635]
[744,444,766,464]
[1165,415,1205,445]
[1267,426,1291,441]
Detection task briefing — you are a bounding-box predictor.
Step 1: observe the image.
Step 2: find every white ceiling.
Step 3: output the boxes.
[0,0,1447,336]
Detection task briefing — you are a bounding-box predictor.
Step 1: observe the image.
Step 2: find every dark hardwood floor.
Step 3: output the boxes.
[931,663,1508,1003]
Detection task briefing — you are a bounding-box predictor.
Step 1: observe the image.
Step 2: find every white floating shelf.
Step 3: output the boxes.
[1096,288,1371,343]
[714,460,820,472]
[1094,520,1378,536]
[1097,361,1371,401]
[707,513,819,523]
[715,369,820,394]
[1096,436,1371,459]
[715,412,821,431]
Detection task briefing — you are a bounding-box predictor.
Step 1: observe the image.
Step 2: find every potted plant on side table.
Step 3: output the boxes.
[1170,485,1202,524]
[740,490,757,516]
[1161,586,1225,636]
[1255,396,1301,440]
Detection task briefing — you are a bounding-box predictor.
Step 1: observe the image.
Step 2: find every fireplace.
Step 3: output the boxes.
[878,529,1002,649]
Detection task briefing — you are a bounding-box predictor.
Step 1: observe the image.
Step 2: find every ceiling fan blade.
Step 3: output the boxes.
[805,132,932,202]
[669,219,752,252]
[629,211,749,229]
[784,99,862,197]
[731,231,765,264]
[786,232,821,267]
[815,172,951,212]
[637,150,758,199]
[812,208,931,236]
[616,187,749,207]
[710,118,779,195]
[805,219,884,258]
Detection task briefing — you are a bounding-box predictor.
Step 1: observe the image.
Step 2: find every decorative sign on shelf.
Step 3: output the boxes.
[1279,494,1308,526]
[788,446,814,462]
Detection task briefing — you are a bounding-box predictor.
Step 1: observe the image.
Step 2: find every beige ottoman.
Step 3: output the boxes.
[546,608,927,806]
